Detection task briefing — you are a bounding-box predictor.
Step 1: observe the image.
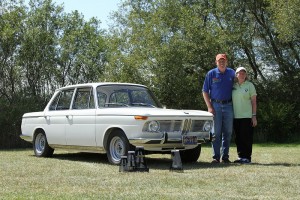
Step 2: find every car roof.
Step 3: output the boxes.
[56,82,147,91]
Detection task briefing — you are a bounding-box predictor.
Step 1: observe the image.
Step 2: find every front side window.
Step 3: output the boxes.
[97,92,107,108]
[72,87,95,109]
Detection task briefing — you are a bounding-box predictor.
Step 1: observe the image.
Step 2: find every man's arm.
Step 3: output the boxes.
[203,92,214,115]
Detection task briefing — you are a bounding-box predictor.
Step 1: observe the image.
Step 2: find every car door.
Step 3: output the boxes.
[44,89,75,145]
[65,87,96,147]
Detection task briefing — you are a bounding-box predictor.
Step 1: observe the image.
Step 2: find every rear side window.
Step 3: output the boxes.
[72,87,95,109]
[50,89,74,110]
[49,92,61,111]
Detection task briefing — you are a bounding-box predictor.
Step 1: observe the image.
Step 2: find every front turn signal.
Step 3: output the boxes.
[134,116,148,120]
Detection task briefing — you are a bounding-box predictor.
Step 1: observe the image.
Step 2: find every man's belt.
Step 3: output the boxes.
[211,99,232,104]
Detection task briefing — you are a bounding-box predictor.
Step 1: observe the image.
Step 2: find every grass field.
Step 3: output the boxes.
[1,143,299,200]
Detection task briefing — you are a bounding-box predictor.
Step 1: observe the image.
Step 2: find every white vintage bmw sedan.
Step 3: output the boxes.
[20,83,213,164]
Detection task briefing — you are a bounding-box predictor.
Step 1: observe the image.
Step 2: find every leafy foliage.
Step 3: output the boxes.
[0,0,107,148]
[107,0,300,141]
[0,0,299,148]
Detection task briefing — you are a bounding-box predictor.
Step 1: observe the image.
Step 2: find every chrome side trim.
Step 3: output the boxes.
[49,144,106,153]
[22,116,44,119]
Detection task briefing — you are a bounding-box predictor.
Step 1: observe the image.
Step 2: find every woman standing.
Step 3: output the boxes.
[232,67,257,164]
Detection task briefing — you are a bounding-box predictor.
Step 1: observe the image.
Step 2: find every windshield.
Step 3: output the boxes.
[96,85,162,108]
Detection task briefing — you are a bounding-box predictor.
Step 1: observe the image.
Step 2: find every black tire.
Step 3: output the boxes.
[106,130,131,165]
[180,144,201,163]
[33,131,54,157]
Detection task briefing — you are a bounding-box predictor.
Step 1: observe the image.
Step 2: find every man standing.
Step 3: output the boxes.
[202,54,235,163]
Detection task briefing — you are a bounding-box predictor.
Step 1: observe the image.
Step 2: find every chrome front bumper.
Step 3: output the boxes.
[129,132,214,146]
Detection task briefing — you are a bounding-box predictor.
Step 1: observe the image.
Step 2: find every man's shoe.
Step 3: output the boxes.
[211,159,220,163]
[234,158,250,164]
[234,158,243,163]
[241,158,251,164]
[221,158,231,163]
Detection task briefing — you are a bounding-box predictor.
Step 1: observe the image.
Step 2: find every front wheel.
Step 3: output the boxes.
[180,144,201,163]
[33,132,54,157]
[106,130,131,165]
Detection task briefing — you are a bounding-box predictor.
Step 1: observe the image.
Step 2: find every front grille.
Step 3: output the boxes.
[143,119,211,133]
[190,120,206,132]
[181,120,209,135]
[181,119,191,135]
[159,120,182,132]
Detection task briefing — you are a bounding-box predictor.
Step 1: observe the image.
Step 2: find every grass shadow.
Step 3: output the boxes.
[40,152,109,164]
[30,151,299,170]
[46,152,224,170]
[145,157,233,170]
[248,162,300,167]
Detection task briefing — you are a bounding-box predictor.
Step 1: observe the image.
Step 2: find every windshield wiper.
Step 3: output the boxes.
[131,103,156,108]
[105,103,129,107]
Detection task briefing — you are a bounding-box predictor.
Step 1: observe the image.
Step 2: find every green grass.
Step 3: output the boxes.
[1,144,300,199]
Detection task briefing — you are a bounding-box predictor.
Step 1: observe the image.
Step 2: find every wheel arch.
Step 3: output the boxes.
[32,128,54,157]
[33,128,46,141]
[103,127,127,151]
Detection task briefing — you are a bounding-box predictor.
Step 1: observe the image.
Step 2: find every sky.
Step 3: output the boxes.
[24,0,122,29]
[54,0,122,29]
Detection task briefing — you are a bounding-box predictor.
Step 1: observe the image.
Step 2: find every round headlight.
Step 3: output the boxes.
[203,121,212,132]
[148,121,160,132]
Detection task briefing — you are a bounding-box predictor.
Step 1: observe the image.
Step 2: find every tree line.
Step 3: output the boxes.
[1,0,299,148]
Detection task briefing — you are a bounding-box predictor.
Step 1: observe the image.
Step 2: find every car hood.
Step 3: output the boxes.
[22,108,213,118]
[97,107,213,117]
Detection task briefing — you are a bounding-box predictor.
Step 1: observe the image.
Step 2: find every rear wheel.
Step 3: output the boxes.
[106,130,131,165]
[180,144,201,163]
[33,132,54,157]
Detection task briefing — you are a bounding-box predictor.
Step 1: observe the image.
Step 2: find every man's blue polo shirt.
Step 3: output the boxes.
[202,67,235,100]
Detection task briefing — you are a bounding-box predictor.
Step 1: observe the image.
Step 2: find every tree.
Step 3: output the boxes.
[107,0,299,141]
[0,0,109,148]
[0,0,25,103]
[18,0,59,100]
[56,11,107,86]
[107,0,225,109]
[0,0,29,148]
[268,0,300,44]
